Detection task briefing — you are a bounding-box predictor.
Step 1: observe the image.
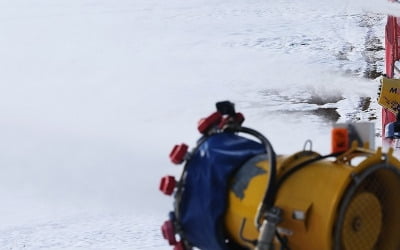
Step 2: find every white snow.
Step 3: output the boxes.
[0,0,388,249]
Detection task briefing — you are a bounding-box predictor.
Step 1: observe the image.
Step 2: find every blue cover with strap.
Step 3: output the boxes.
[178,132,265,250]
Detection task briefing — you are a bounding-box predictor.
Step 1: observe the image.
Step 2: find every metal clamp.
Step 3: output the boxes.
[255,207,282,250]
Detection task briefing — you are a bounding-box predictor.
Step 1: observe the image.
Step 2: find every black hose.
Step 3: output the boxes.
[271,151,343,202]
[237,127,277,214]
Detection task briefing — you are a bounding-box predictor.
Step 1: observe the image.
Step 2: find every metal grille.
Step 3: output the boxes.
[337,166,400,250]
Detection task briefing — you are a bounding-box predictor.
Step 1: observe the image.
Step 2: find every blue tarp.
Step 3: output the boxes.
[178,132,265,250]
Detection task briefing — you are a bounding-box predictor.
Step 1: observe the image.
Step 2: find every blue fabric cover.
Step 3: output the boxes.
[179,132,265,250]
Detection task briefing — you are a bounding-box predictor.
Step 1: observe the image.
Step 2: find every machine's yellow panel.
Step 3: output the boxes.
[224,148,400,250]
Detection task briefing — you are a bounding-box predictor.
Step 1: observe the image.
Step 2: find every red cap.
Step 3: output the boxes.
[159,176,176,195]
[170,144,189,164]
[161,220,177,245]
[198,112,222,134]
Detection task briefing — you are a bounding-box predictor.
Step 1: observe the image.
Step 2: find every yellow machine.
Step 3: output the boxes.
[225,144,400,250]
[160,101,400,250]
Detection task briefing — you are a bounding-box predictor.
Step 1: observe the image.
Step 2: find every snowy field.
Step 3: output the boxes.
[0,0,394,249]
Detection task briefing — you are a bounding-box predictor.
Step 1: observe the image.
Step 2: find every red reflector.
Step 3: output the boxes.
[198,112,222,134]
[159,175,176,195]
[161,220,177,245]
[170,144,189,164]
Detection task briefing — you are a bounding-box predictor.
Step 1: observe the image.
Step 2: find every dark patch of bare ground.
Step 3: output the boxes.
[310,108,341,122]
[305,96,376,123]
[283,94,344,123]
[277,108,341,124]
[359,96,371,111]
[325,14,383,122]
[306,95,343,122]
[360,14,385,80]
[363,35,384,79]
[277,95,377,123]
[356,96,378,121]
[262,12,385,124]
[263,90,378,123]
[358,15,382,122]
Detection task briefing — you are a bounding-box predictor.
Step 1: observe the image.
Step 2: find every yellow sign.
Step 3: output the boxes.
[378,77,400,114]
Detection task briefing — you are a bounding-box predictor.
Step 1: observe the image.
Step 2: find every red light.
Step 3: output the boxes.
[198,112,222,134]
[170,144,189,164]
[161,220,177,245]
[159,175,176,195]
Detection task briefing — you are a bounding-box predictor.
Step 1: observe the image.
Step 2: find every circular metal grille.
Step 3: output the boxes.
[335,165,400,250]
[341,192,382,249]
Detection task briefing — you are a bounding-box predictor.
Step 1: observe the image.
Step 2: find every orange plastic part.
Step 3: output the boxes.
[331,128,349,154]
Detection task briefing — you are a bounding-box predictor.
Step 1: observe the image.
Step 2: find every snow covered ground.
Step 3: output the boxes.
[0,0,391,249]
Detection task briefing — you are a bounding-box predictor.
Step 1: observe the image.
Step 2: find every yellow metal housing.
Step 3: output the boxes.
[225,148,400,249]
